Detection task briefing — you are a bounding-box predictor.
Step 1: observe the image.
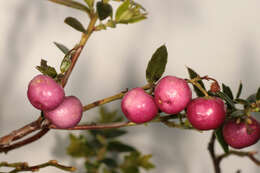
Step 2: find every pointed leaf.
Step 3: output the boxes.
[146,45,168,83]
[215,126,229,153]
[256,87,260,101]
[187,67,206,97]
[49,0,90,13]
[236,82,243,99]
[64,17,86,33]
[222,83,234,100]
[36,59,57,78]
[53,42,69,54]
[107,141,136,152]
[96,1,113,20]
[216,91,235,109]
[115,0,130,21]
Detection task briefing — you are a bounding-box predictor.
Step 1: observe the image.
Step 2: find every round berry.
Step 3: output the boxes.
[121,88,158,124]
[44,96,83,128]
[154,75,191,114]
[223,117,260,149]
[27,74,65,111]
[187,97,226,130]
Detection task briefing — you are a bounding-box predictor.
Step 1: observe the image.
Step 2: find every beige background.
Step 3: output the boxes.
[0,0,260,172]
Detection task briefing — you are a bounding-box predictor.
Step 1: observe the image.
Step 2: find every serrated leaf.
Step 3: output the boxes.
[187,67,206,97]
[36,59,57,78]
[115,0,130,21]
[256,87,260,101]
[96,1,113,20]
[216,91,235,109]
[236,82,243,99]
[107,141,136,152]
[146,45,168,83]
[100,158,118,168]
[49,0,90,13]
[222,84,234,100]
[215,126,229,153]
[64,17,86,33]
[53,42,69,54]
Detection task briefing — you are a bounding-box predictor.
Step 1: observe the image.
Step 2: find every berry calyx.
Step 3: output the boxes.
[154,75,192,114]
[121,88,158,124]
[223,117,260,149]
[44,96,83,128]
[27,74,65,111]
[187,97,226,130]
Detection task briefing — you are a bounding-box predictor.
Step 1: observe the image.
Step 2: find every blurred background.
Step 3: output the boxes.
[0,0,260,172]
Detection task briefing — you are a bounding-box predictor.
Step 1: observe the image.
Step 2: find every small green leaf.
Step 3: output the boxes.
[85,161,99,173]
[92,129,127,138]
[49,0,90,14]
[119,14,146,24]
[247,94,256,103]
[256,87,260,101]
[53,42,69,54]
[234,98,250,107]
[230,110,245,118]
[187,67,206,97]
[64,17,86,33]
[36,59,57,78]
[96,1,113,20]
[146,45,168,83]
[115,0,130,21]
[215,126,229,153]
[222,84,234,100]
[107,141,136,152]
[60,49,76,73]
[215,91,235,109]
[236,82,243,99]
[100,158,118,168]
[138,154,155,170]
[84,0,94,8]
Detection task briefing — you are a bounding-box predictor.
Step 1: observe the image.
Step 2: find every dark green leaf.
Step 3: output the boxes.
[107,141,136,152]
[85,161,99,173]
[100,158,118,168]
[115,0,130,21]
[187,67,206,97]
[36,59,57,78]
[247,94,256,103]
[96,1,113,20]
[64,17,86,33]
[49,0,90,13]
[222,84,234,100]
[215,126,229,153]
[121,166,139,173]
[91,129,127,139]
[234,98,250,107]
[216,91,235,109]
[236,82,243,99]
[256,87,260,101]
[146,45,168,83]
[230,110,245,118]
[53,42,69,54]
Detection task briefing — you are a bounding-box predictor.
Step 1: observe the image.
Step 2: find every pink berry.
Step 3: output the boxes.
[223,117,260,149]
[187,97,226,130]
[44,96,83,128]
[154,75,191,114]
[121,88,158,124]
[27,74,65,111]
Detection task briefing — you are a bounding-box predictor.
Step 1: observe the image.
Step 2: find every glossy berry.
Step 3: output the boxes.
[44,96,83,128]
[223,117,260,149]
[27,74,65,111]
[187,97,226,130]
[154,75,191,114]
[121,88,158,124]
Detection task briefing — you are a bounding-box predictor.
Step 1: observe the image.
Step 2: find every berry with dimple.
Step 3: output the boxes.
[121,88,158,124]
[27,74,65,111]
[187,97,226,130]
[44,96,83,128]
[223,117,260,149]
[154,75,192,114]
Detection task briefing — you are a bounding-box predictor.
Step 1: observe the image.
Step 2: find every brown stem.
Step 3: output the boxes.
[208,132,221,173]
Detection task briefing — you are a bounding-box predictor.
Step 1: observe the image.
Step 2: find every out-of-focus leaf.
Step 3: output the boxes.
[256,87,260,101]
[36,59,57,78]
[53,42,69,54]
[115,0,130,21]
[247,94,256,103]
[96,1,113,20]
[215,126,229,153]
[85,161,99,173]
[84,0,94,8]
[222,83,234,100]
[64,17,86,33]
[187,67,206,97]
[146,45,168,83]
[236,82,243,99]
[234,98,250,107]
[98,107,123,123]
[230,110,245,118]
[120,152,140,173]
[107,141,136,152]
[49,0,90,13]
[67,134,95,157]
[138,154,155,170]
[91,129,127,139]
[215,91,235,109]
[100,158,118,168]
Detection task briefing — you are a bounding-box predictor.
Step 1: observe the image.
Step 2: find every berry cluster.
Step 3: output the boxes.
[27,74,83,128]
[121,75,260,149]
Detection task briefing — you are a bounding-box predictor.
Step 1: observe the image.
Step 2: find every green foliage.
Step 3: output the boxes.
[222,84,234,100]
[54,42,70,54]
[187,67,206,97]
[256,87,260,101]
[64,17,86,33]
[236,82,243,99]
[36,59,57,78]
[66,107,155,173]
[146,45,168,84]
[215,126,229,154]
[49,0,90,14]
[97,1,113,20]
